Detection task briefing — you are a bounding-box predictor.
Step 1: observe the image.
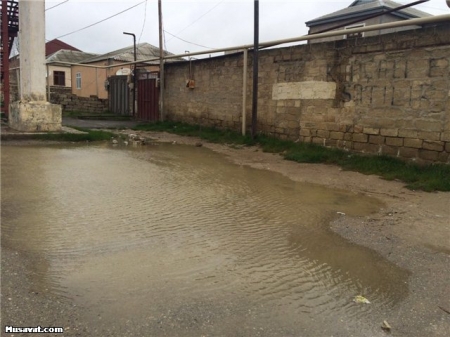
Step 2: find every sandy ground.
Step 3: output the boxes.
[2,131,449,336]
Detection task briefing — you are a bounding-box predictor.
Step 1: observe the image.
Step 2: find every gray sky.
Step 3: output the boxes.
[43,0,450,58]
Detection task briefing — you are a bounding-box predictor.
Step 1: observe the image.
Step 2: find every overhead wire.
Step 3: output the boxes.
[164,30,215,49]
[45,0,69,11]
[51,1,146,40]
[164,0,224,49]
[138,0,148,44]
[167,0,225,42]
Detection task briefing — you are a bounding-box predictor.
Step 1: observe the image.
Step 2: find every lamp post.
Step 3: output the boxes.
[123,32,136,117]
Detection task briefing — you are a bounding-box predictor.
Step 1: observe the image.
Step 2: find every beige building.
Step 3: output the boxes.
[46,49,98,89]
[71,43,175,99]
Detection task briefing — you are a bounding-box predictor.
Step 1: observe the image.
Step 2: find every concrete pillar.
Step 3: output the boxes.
[9,0,61,131]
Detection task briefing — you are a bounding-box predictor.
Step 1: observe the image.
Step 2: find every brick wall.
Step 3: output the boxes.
[164,23,450,163]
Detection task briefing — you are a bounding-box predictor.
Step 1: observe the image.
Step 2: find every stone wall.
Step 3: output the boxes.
[49,86,108,113]
[9,72,108,114]
[164,23,450,163]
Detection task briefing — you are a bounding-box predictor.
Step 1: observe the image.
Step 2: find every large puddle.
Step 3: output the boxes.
[1,143,409,336]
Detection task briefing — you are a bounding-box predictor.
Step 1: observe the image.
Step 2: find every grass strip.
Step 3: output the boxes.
[134,121,450,192]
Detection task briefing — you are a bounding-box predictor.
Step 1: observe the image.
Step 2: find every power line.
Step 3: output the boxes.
[46,0,69,12]
[164,30,215,49]
[51,1,146,40]
[138,0,148,44]
[166,0,225,43]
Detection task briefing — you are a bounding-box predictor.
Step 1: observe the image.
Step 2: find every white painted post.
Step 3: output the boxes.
[9,0,62,132]
[19,0,46,102]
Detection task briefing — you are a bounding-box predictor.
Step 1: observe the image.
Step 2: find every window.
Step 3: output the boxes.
[344,23,365,39]
[53,71,65,86]
[76,72,81,89]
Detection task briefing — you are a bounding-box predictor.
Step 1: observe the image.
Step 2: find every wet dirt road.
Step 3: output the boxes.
[2,143,412,336]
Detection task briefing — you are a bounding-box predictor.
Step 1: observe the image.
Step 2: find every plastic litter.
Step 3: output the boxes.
[381,320,392,331]
[353,295,371,304]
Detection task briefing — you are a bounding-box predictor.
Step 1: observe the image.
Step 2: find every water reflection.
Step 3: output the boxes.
[1,143,409,335]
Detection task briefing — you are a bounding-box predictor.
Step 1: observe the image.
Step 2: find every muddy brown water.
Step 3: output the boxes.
[1,143,409,336]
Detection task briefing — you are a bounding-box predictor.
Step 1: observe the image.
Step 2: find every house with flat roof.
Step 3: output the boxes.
[306,0,432,43]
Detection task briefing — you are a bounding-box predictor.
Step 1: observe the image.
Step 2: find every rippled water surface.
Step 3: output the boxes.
[1,143,409,336]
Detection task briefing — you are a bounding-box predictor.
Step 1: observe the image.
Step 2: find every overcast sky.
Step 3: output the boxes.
[43,0,450,58]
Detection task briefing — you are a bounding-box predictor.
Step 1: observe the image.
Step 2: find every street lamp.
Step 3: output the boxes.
[123,32,136,117]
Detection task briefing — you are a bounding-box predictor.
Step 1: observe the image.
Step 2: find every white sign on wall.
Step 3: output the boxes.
[116,68,131,76]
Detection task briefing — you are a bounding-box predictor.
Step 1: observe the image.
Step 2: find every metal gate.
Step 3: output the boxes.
[108,75,130,115]
[137,72,159,121]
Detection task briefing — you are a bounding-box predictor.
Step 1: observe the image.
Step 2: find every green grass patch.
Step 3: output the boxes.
[133,121,450,192]
[135,121,256,146]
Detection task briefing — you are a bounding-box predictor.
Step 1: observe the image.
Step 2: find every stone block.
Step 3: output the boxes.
[325,139,338,147]
[407,59,429,78]
[299,129,311,136]
[330,131,344,140]
[325,123,340,131]
[353,142,379,153]
[446,142,450,152]
[386,137,404,147]
[437,152,449,163]
[354,125,364,133]
[429,58,449,77]
[422,141,444,152]
[381,145,399,156]
[399,147,419,158]
[369,135,385,144]
[317,130,330,138]
[344,133,353,141]
[404,138,423,148]
[419,149,439,161]
[394,59,407,79]
[415,120,443,132]
[363,127,380,135]
[380,128,399,137]
[398,129,418,138]
[353,133,368,142]
[339,124,353,133]
[312,137,325,145]
[417,131,441,141]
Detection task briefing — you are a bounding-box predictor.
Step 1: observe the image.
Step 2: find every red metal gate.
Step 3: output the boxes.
[137,72,159,121]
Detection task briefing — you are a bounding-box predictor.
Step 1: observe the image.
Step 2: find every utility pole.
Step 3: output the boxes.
[2,0,10,117]
[158,0,164,122]
[251,0,259,139]
[123,32,136,117]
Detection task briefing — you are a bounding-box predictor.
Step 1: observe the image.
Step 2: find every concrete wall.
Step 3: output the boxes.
[164,23,450,163]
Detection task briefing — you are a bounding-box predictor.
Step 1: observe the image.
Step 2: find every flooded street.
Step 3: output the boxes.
[1,143,410,336]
